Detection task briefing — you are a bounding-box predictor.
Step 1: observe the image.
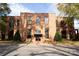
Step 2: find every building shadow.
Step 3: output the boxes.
[0,30,25,56]
[0,42,25,56]
[30,51,68,56]
[55,45,79,51]
[40,45,79,56]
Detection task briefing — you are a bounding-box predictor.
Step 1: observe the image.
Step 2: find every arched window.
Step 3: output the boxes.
[44,17,48,24]
[36,17,40,25]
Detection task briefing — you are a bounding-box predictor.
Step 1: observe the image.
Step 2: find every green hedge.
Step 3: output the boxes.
[13,30,21,41]
[54,31,62,42]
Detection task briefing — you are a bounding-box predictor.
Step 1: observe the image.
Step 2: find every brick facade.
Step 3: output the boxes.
[0,13,64,43]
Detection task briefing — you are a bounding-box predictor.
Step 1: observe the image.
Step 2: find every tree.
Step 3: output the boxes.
[57,3,78,40]
[0,3,11,40]
[57,4,77,28]
[57,3,79,19]
[0,3,11,16]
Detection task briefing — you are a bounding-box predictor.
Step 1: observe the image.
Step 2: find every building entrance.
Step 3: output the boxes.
[34,34,42,41]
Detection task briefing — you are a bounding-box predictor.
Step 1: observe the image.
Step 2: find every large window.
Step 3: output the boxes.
[17,19,20,26]
[44,17,48,25]
[36,17,40,25]
[9,17,14,31]
[8,17,14,40]
[27,16,32,25]
[35,29,41,34]
[27,29,31,35]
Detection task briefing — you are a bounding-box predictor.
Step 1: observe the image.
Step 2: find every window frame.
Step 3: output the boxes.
[36,17,40,25]
[44,17,48,25]
[27,16,32,25]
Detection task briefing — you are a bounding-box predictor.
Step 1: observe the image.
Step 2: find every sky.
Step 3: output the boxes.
[8,3,79,29]
[8,3,60,16]
[74,19,79,29]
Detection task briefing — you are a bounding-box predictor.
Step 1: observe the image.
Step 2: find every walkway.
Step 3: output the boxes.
[2,43,79,56]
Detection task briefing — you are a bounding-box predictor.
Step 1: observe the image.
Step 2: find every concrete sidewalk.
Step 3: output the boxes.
[0,40,79,56]
[5,43,79,56]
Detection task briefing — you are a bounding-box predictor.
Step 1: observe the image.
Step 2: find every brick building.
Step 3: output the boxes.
[0,12,65,43]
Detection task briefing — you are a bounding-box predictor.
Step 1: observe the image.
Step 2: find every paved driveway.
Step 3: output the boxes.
[2,43,79,56]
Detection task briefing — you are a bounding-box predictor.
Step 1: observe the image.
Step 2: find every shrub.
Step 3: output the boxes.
[54,31,62,42]
[13,30,21,41]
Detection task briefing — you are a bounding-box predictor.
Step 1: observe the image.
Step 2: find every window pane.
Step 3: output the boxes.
[27,16,32,24]
[44,17,48,24]
[27,29,31,35]
[45,28,49,38]
[17,20,20,26]
[35,29,41,34]
[36,17,40,25]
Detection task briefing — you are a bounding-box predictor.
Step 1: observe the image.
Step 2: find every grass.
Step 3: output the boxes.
[0,38,32,45]
[43,39,52,44]
[43,39,56,45]
[56,39,79,46]
[0,38,79,46]
[43,38,79,46]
